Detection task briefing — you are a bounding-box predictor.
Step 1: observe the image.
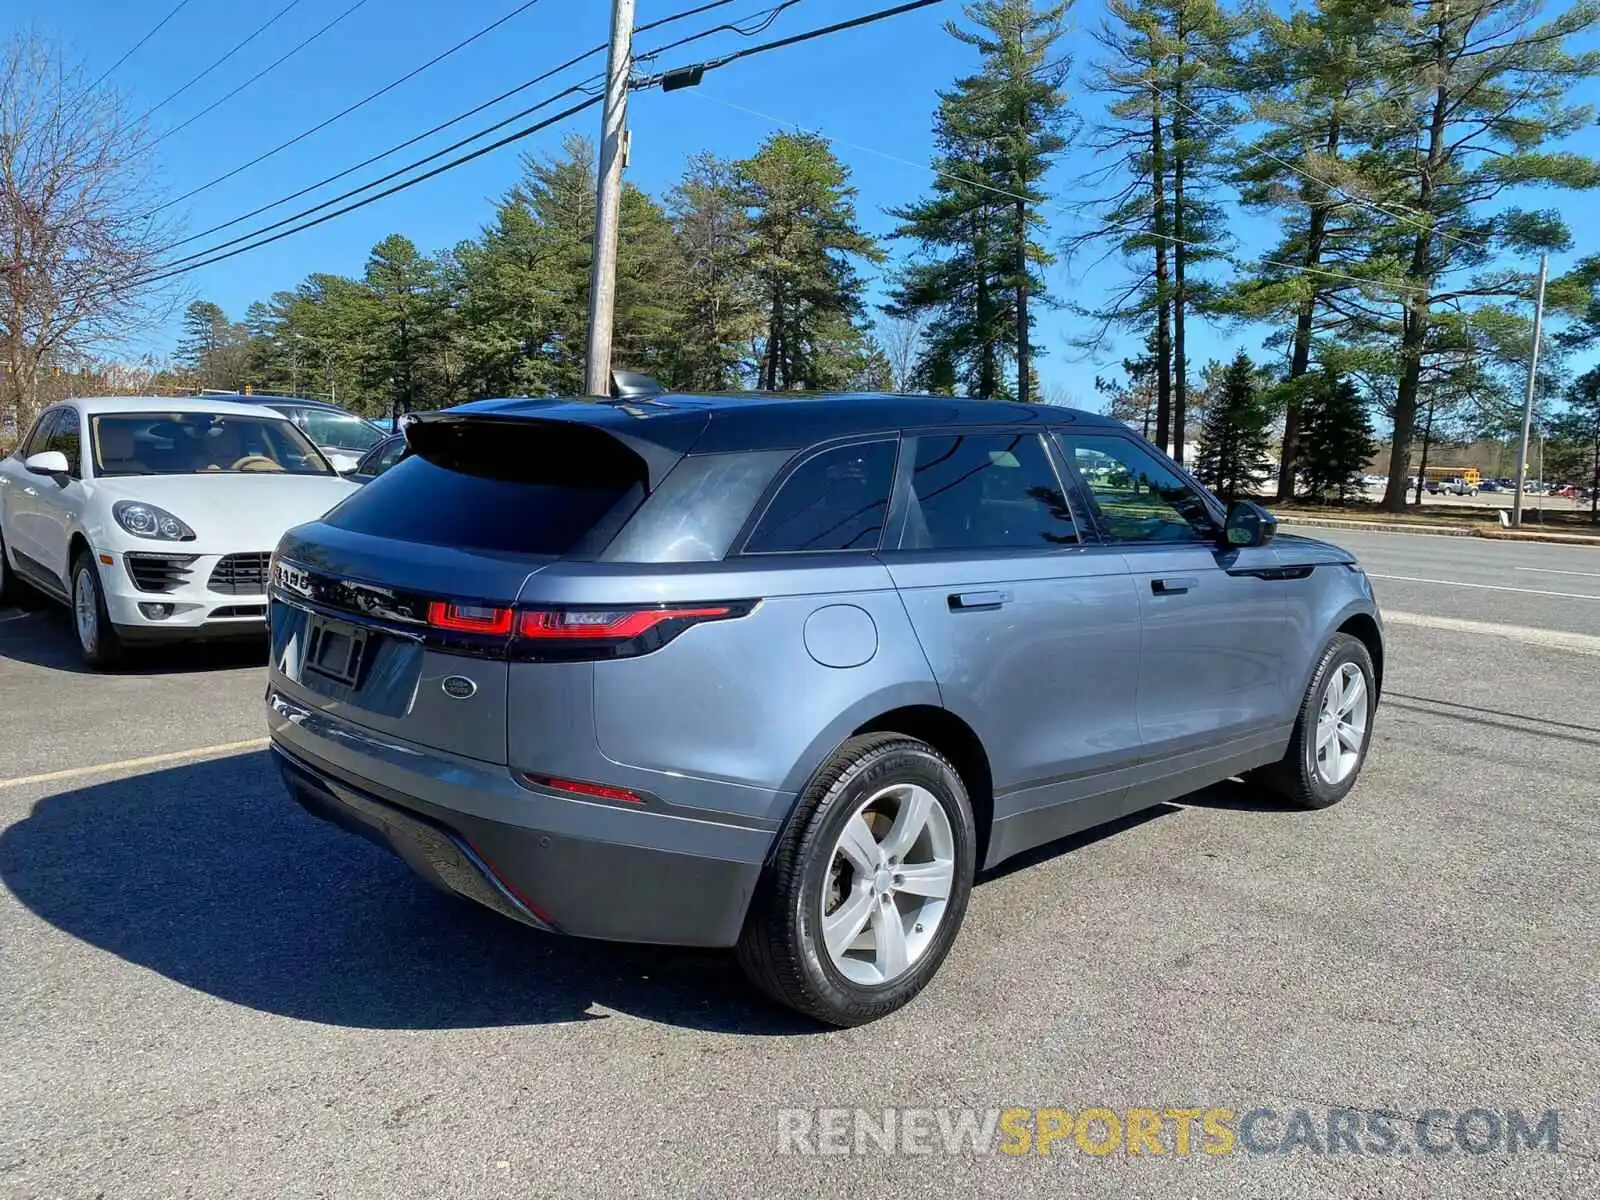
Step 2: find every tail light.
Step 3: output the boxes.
[418,598,755,660]
[513,602,755,661]
[427,601,514,635]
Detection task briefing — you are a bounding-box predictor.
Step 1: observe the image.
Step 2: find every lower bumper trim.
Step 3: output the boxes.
[275,746,558,933]
[272,742,765,947]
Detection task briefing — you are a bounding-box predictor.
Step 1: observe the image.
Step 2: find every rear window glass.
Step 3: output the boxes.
[324,419,646,556]
[743,440,897,554]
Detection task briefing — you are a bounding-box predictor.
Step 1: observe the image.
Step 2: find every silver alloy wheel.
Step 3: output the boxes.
[1314,661,1369,785]
[820,782,955,986]
[74,566,99,656]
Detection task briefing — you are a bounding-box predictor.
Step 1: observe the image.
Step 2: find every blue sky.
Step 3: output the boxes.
[12,0,1600,401]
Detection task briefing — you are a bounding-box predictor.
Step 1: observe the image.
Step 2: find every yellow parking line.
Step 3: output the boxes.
[0,737,269,791]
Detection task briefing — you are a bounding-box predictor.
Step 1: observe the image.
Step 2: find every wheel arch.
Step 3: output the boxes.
[850,705,995,870]
[1336,610,1384,694]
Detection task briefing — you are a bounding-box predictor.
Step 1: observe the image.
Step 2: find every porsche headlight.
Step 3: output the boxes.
[113,501,196,542]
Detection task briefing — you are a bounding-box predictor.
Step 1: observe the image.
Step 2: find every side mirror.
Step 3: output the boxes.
[24,450,71,480]
[1221,499,1277,549]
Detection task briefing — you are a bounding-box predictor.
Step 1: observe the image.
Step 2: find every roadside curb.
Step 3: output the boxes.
[1473,528,1600,546]
[1274,515,1474,537]
[1273,514,1600,546]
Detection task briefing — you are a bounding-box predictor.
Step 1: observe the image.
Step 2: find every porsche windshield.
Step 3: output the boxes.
[91,413,334,477]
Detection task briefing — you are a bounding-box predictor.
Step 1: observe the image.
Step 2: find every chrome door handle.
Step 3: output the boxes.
[1151,577,1196,595]
[948,591,1007,611]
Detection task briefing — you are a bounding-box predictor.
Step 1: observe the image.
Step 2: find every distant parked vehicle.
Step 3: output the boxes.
[349,432,409,484]
[1479,481,1506,493]
[0,397,358,667]
[210,394,386,473]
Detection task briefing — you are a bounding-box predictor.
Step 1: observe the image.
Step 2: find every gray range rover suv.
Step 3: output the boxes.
[267,392,1382,1026]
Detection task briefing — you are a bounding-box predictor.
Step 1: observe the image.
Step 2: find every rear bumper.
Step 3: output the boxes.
[268,693,771,947]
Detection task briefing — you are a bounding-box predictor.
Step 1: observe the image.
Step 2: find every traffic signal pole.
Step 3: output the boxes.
[583,0,635,398]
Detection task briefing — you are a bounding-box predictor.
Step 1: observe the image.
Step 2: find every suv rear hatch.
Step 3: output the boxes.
[268,412,676,764]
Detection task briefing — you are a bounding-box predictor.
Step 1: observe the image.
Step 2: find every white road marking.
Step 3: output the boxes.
[1515,566,1600,579]
[1382,610,1600,655]
[0,737,269,791]
[1367,574,1600,601]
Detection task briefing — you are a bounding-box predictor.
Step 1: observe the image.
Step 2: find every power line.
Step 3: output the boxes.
[86,0,194,92]
[135,95,604,288]
[153,0,751,233]
[151,0,375,147]
[638,0,947,87]
[137,0,307,123]
[84,0,932,297]
[634,0,808,66]
[150,0,546,212]
[157,0,808,261]
[156,81,603,270]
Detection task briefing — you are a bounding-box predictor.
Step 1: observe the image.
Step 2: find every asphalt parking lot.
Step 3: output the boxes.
[2,528,1597,1198]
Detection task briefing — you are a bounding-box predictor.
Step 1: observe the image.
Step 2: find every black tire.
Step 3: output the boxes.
[71,550,124,670]
[0,524,13,607]
[736,733,977,1027]
[1257,633,1376,809]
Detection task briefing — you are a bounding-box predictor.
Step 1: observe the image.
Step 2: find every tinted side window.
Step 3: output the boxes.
[1059,433,1217,542]
[604,450,788,563]
[743,440,896,554]
[21,411,59,458]
[902,432,1078,550]
[45,409,82,477]
[376,438,407,473]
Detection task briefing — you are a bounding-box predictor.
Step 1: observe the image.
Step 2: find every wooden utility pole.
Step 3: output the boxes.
[583,0,635,397]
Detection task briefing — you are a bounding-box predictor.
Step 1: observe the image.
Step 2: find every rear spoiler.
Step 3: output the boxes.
[403,410,686,490]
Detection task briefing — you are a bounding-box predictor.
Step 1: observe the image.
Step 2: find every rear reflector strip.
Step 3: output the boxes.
[526,775,643,804]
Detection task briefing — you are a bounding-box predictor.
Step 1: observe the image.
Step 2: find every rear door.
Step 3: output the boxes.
[34,406,86,582]
[883,429,1143,834]
[268,418,652,765]
[3,410,63,580]
[1056,431,1293,780]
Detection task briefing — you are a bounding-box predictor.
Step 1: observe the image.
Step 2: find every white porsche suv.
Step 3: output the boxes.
[0,396,358,667]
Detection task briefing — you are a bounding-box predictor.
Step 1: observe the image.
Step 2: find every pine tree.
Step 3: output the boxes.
[1549,367,1600,521]
[1069,0,1232,452]
[736,132,883,391]
[1194,350,1271,500]
[1297,368,1377,503]
[902,0,1073,402]
[1364,0,1600,512]
[1226,0,1395,499]
[363,235,440,422]
[1161,0,1233,462]
[665,153,758,390]
[175,301,247,388]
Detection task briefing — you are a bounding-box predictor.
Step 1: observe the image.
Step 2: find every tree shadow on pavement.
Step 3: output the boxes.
[0,752,817,1036]
[0,607,267,675]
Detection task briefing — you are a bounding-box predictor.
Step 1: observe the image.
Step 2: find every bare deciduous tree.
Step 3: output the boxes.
[877,311,927,393]
[1,33,180,433]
